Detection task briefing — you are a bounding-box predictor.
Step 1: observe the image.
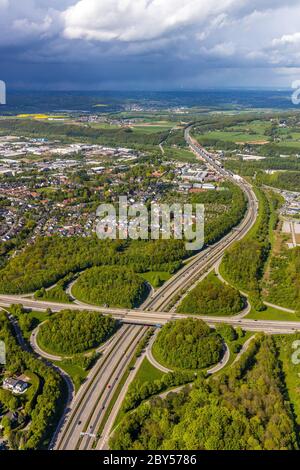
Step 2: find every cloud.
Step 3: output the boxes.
[1,0,300,89]
[62,0,240,42]
[273,32,300,46]
[0,1,71,48]
[62,0,300,46]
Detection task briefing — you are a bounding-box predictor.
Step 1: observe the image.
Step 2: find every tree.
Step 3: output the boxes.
[1,416,11,434]
[153,318,223,370]
[216,324,237,342]
[38,310,117,355]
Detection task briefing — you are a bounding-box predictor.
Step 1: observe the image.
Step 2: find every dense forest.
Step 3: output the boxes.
[225,158,300,177]
[34,273,74,303]
[0,119,170,147]
[221,187,272,300]
[153,318,223,370]
[0,237,186,295]
[72,267,148,308]
[0,312,64,450]
[194,183,247,247]
[177,273,244,316]
[256,171,300,192]
[0,183,247,296]
[110,335,298,450]
[264,246,300,310]
[37,310,117,355]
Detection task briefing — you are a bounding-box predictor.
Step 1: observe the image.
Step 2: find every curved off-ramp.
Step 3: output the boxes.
[30,321,123,363]
[215,259,296,316]
[146,332,172,373]
[146,330,230,376]
[232,335,256,366]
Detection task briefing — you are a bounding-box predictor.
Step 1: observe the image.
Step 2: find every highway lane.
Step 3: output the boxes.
[142,205,256,312]
[79,326,148,450]
[96,343,149,451]
[2,127,298,452]
[30,325,66,362]
[0,127,263,334]
[207,343,230,375]
[54,324,137,450]
[143,205,257,312]
[146,331,172,373]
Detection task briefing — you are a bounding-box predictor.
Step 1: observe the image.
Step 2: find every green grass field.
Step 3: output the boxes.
[54,361,89,392]
[196,130,269,143]
[133,357,165,384]
[88,123,121,130]
[140,271,172,288]
[276,140,300,149]
[90,123,172,133]
[275,335,300,428]
[21,310,52,340]
[132,125,172,134]
[27,310,51,324]
[247,305,299,322]
[163,146,198,162]
[195,120,300,149]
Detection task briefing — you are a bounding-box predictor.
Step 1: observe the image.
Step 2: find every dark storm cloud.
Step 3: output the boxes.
[1,0,300,89]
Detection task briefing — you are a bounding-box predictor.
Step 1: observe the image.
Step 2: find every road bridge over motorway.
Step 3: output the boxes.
[0,293,299,334]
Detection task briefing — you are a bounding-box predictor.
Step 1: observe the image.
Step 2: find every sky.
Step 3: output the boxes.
[1,0,300,90]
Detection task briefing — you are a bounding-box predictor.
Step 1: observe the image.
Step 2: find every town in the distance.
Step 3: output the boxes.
[1,90,300,452]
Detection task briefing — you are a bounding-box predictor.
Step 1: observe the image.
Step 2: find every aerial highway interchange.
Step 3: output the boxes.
[1,126,299,451]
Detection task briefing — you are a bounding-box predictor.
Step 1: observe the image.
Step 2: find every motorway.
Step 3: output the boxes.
[0,129,260,330]
[2,125,300,452]
[142,127,258,312]
[0,129,295,334]
[0,128,299,336]
[54,324,148,450]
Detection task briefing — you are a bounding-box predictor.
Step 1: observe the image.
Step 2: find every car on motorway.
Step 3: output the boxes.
[78,420,82,426]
